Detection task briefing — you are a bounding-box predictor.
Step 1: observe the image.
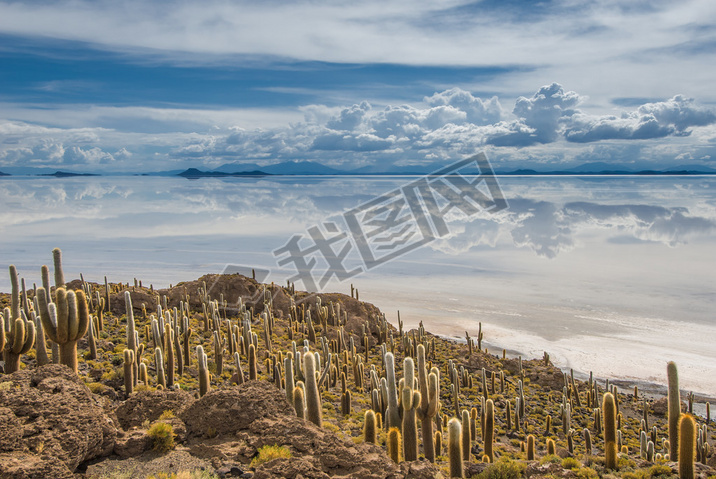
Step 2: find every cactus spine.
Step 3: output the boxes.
[668,361,681,461]
[304,352,322,427]
[484,399,495,463]
[679,415,696,479]
[448,417,464,478]
[603,392,618,470]
[364,409,377,444]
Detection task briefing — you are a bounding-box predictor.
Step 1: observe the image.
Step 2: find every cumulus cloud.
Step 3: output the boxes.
[2,84,716,172]
[565,95,716,143]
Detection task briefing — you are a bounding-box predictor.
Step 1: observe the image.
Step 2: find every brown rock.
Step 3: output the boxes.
[399,459,445,478]
[181,381,291,437]
[0,364,118,473]
[114,429,150,458]
[181,381,399,478]
[115,388,195,430]
[0,451,75,479]
[0,407,22,452]
[651,397,687,416]
[253,457,330,479]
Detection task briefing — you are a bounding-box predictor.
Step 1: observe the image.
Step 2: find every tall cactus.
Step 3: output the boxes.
[123,349,135,395]
[401,386,421,460]
[679,415,696,479]
[3,314,35,373]
[197,345,210,397]
[37,286,88,373]
[417,344,440,462]
[668,361,681,461]
[527,434,535,460]
[155,347,166,389]
[461,409,471,461]
[603,392,618,470]
[448,418,464,478]
[387,427,402,463]
[52,248,65,289]
[304,352,322,427]
[384,352,401,431]
[484,399,495,463]
[364,409,377,444]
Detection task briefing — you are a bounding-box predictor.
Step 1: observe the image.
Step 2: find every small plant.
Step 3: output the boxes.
[148,422,176,452]
[159,409,175,420]
[562,457,581,470]
[250,444,292,468]
[648,464,673,478]
[477,457,526,479]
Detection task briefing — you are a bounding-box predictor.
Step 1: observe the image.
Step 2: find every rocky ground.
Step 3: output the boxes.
[1,273,714,479]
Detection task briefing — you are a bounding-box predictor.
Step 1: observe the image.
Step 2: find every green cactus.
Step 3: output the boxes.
[304,352,322,427]
[484,399,495,463]
[668,361,681,461]
[197,345,209,397]
[248,343,258,380]
[603,392,618,470]
[52,248,65,289]
[434,431,442,457]
[527,434,535,460]
[87,316,97,360]
[583,428,592,454]
[364,409,377,444]
[213,330,224,376]
[401,384,421,461]
[679,415,696,479]
[139,362,148,385]
[416,345,440,462]
[461,409,471,461]
[293,385,305,419]
[37,286,88,373]
[165,324,175,387]
[387,427,402,463]
[9,265,21,320]
[123,349,135,395]
[384,352,401,432]
[341,389,352,416]
[3,314,35,373]
[547,438,556,455]
[284,356,294,402]
[155,347,166,389]
[448,418,464,478]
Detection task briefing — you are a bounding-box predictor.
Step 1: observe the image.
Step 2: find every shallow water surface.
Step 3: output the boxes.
[1,174,714,396]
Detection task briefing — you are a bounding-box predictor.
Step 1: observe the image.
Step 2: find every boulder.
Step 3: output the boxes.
[0,364,118,473]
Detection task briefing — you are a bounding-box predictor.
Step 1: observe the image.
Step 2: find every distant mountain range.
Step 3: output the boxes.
[2,160,716,177]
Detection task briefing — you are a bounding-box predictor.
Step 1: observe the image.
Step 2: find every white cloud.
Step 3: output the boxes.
[2,85,716,172]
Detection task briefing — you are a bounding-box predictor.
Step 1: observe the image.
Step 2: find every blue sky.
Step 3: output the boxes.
[1,0,716,172]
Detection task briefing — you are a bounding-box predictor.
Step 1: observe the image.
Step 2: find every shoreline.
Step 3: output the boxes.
[435,332,716,407]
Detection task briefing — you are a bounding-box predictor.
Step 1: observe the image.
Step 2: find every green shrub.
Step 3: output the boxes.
[562,457,581,470]
[475,457,526,479]
[250,444,292,468]
[648,464,673,478]
[148,422,175,452]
